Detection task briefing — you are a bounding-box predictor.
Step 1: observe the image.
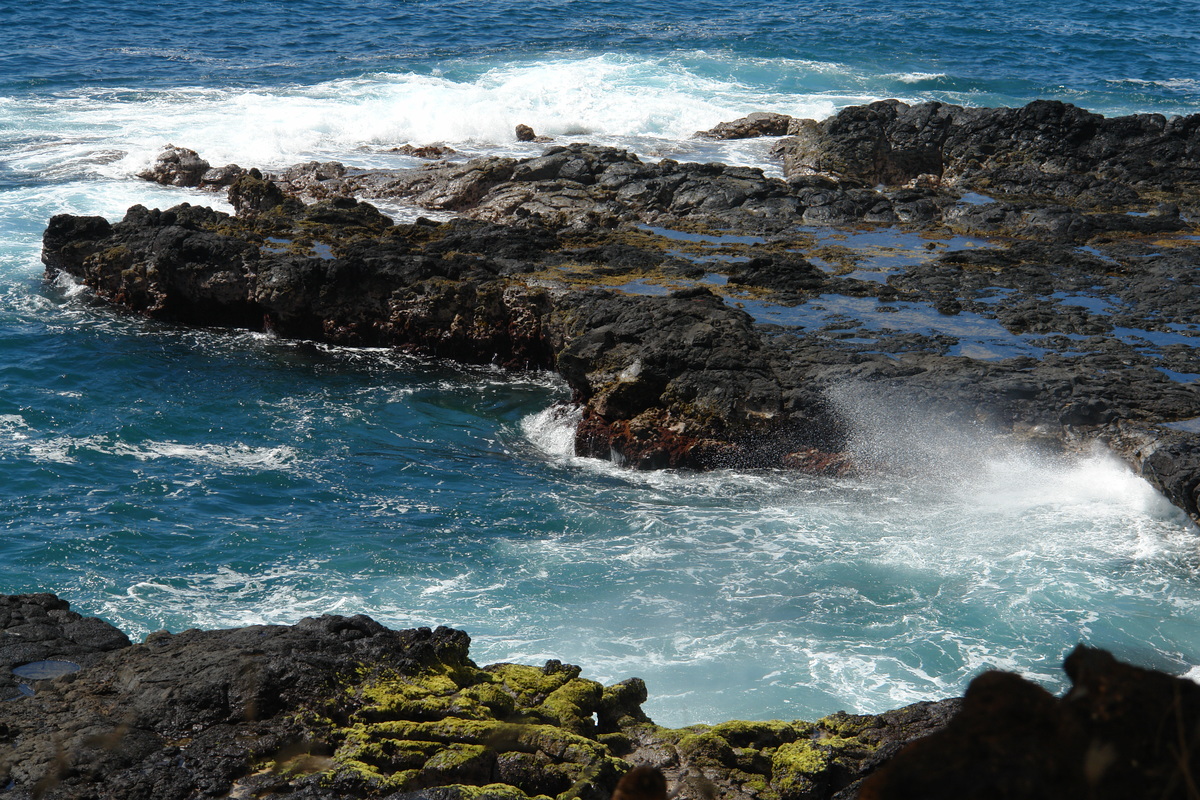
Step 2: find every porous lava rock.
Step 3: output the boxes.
[779,99,1200,213]
[137,145,212,188]
[0,594,955,800]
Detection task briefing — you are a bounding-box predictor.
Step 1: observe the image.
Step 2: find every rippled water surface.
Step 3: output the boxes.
[3,0,1199,726]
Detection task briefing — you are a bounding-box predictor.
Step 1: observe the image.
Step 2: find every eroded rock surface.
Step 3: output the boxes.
[5,596,1200,800]
[0,594,953,800]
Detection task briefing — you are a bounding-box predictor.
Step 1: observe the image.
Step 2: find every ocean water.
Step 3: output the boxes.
[3,0,1200,726]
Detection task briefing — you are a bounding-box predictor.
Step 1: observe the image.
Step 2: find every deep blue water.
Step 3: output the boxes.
[2,0,1200,726]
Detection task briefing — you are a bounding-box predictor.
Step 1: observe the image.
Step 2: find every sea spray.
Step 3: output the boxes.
[5,0,1200,732]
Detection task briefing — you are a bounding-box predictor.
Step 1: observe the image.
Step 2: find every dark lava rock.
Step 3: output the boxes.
[39,101,1200,521]
[0,594,958,800]
[780,99,1200,212]
[859,645,1200,800]
[0,594,130,702]
[516,123,553,143]
[137,145,211,187]
[695,112,793,140]
[389,143,458,158]
[199,162,247,189]
[5,594,1200,800]
[557,287,845,470]
[40,199,850,472]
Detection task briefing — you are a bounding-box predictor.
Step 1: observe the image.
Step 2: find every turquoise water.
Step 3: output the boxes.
[2,0,1200,725]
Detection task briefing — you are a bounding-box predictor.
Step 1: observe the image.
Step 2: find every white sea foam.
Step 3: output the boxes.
[0,53,875,186]
[888,72,950,84]
[112,564,366,637]
[519,403,581,460]
[16,431,298,471]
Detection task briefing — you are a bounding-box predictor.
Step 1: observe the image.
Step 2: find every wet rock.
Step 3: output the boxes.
[137,144,211,187]
[695,112,793,140]
[228,172,296,217]
[279,160,349,199]
[389,143,458,158]
[0,593,960,800]
[557,287,845,469]
[39,105,1200,521]
[515,123,553,143]
[0,594,130,702]
[199,163,246,189]
[4,595,1198,800]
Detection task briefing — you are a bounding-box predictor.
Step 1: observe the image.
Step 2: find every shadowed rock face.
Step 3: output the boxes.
[859,646,1200,800]
[40,203,850,473]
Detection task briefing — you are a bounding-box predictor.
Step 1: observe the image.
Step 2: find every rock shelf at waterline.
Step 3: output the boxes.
[42,99,1200,524]
[3,593,1200,800]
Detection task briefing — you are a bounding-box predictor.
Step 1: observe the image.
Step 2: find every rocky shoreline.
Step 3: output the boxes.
[4,594,1200,800]
[41,99,1200,522]
[24,100,1200,794]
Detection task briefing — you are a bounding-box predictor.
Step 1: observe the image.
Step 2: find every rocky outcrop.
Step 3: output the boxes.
[137,145,212,187]
[56,100,1200,521]
[0,594,955,800]
[39,201,847,470]
[390,143,459,159]
[138,144,246,190]
[517,124,554,143]
[5,596,1200,800]
[778,99,1200,213]
[556,288,844,470]
[695,112,793,140]
[860,645,1200,800]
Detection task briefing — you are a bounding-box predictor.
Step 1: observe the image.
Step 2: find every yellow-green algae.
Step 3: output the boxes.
[321,661,630,800]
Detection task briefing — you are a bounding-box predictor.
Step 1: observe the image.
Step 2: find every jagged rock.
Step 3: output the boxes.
[695,111,793,140]
[136,145,211,187]
[0,594,130,702]
[228,172,299,217]
[0,593,963,800]
[778,99,1200,212]
[280,160,349,198]
[557,287,844,469]
[39,100,1200,520]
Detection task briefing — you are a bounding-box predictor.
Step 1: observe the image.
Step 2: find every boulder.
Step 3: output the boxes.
[136,144,211,187]
[695,111,793,140]
[515,123,553,143]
